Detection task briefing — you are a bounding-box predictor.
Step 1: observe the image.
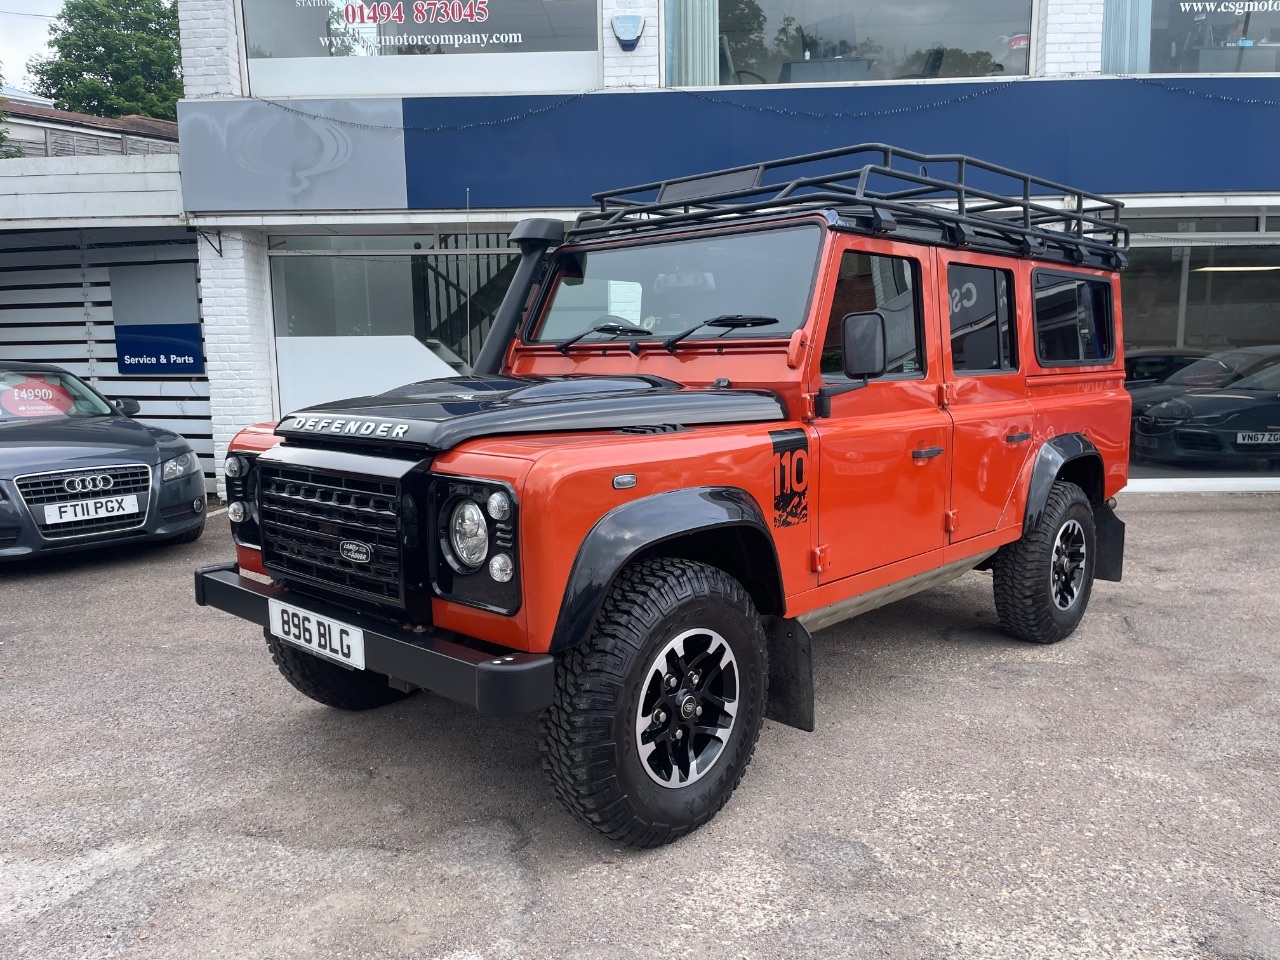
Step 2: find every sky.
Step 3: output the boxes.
[0,0,62,91]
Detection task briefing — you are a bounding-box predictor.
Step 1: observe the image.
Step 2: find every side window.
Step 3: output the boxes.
[821,250,923,379]
[1034,271,1115,365]
[948,264,1017,374]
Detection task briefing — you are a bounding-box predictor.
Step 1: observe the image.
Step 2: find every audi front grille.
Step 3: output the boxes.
[14,464,152,540]
[256,463,404,607]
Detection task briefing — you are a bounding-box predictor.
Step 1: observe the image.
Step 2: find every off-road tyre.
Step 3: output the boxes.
[264,628,410,710]
[167,523,204,545]
[542,558,768,848]
[993,480,1096,644]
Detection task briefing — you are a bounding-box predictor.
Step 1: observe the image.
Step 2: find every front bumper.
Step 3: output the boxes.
[0,470,205,560]
[194,562,554,715]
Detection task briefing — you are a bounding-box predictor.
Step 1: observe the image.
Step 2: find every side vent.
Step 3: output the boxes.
[614,424,687,435]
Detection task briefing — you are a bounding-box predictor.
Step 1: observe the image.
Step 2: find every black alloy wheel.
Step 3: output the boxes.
[993,480,1097,644]
[543,558,767,848]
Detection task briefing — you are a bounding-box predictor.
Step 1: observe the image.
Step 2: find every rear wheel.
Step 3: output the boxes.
[542,558,767,848]
[265,629,410,710]
[993,480,1096,644]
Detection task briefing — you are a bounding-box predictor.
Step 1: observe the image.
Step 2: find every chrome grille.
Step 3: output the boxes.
[15,464,152,539]
[258,464,403,605]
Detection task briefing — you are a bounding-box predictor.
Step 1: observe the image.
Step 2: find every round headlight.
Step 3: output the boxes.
[488,553,514,583]
[227,501,247,523]
[486,490,511,520]
[449,500,488,568]
[224,455,248,478]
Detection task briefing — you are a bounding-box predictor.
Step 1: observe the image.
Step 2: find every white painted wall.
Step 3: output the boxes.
[178,0,245,99]
[1038,0,1106,75]
[602,0,661,89]
[0,155,183,229]
[198,229,275,498]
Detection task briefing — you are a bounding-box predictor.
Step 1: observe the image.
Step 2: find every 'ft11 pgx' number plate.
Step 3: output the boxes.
[267,599,366,670]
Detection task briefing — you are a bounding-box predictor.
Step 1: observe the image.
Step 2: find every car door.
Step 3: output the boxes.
[812,236,951,585]
[937,252,1035,542]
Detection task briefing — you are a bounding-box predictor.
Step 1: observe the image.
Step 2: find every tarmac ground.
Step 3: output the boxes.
[2,494,1279,959]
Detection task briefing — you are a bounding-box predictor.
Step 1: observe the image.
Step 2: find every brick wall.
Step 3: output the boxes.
[179,0,244,99]
[1039,0,1105,75]
[601,0,661,89]
[198,230,275,496]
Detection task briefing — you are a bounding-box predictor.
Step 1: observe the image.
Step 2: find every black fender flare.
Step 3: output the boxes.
[1023,433,1102,535]
[549,487,782,655]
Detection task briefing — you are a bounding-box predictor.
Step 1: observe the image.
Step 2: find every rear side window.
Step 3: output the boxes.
[948,264,1016,373]
[1033,271,1115,366]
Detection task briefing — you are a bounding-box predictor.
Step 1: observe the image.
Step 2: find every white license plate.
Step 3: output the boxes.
[268,599,365,670]
[1135,436,1159,449]
[43,494,139,524]
[1236,432,1280,444]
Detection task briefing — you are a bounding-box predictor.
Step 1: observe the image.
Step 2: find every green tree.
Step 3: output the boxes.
[0,64,22,159]
[28,0,182,121]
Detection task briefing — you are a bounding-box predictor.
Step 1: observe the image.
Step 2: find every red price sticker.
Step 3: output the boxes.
[0,377,75,418]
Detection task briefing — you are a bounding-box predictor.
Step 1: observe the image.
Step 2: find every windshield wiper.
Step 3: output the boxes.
[557,322,647,355]
[661,315,778,353]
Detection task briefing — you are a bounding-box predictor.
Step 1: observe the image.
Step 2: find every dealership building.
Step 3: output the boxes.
[9,0,1280,494]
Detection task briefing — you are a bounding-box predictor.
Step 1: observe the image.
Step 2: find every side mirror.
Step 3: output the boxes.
[115,398,141,416]
[841,311,887,380]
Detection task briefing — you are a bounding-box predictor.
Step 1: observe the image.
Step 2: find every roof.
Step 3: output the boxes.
[0,85,53,108]
[1,101,177,141]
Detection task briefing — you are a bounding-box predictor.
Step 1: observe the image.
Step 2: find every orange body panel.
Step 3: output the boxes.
[224,224,1129,656]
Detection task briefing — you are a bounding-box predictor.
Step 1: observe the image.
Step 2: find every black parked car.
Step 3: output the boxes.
[1123,347,1211,388]
[0,361,206,560]
[1129,345,1280,419]
[1133,360,1280,466]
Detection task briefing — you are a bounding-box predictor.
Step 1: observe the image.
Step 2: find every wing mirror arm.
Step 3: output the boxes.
[815,311,887,418]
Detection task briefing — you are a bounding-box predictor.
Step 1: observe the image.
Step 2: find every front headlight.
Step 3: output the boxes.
[162,451,199,482]
[449,499,488,568]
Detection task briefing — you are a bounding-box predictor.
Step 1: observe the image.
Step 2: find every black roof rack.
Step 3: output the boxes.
[569,143,1128,269]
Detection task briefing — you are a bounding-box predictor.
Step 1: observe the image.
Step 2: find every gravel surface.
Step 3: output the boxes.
[2,493,1279,959]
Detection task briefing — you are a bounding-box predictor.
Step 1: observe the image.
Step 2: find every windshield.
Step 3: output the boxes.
[529,225,824,345]
[0,371,114,423]
[1163,349,1280,388]
[1232,364,1280,391]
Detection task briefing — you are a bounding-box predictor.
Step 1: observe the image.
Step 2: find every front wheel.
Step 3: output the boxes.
[265,629,411,710]
[542,558,768,848]
[993,480,1096,644]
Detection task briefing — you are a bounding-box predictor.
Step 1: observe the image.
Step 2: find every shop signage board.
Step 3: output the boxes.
[242,0,598,56]
[114,323,206,375]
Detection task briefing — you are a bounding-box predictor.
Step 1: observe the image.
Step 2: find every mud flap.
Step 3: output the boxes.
[762,616,815,732]
[1094,502,1125,582]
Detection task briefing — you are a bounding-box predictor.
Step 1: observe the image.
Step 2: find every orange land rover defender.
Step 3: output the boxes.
[195,145,1130,847]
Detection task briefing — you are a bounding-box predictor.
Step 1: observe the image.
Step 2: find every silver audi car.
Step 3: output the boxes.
[0,361,206,560]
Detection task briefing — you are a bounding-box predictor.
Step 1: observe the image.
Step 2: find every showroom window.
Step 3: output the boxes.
[665,0,1032,86]
[1123,216,1280,480]
[268,230,518,411]
[1103,0,1280,74]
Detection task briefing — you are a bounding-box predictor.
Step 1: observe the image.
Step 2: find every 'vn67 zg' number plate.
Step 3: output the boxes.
[268,599,365,670]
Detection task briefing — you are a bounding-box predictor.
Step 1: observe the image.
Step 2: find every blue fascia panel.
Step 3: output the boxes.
[402,77,1280,210]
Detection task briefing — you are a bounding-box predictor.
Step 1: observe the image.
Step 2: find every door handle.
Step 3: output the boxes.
[912,446,945,460]
[1005,431,1032,444]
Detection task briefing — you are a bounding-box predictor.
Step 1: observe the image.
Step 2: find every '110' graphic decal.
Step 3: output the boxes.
[769,428,809,528]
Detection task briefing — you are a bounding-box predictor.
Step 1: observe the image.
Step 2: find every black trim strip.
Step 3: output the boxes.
[194,564,553,715]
